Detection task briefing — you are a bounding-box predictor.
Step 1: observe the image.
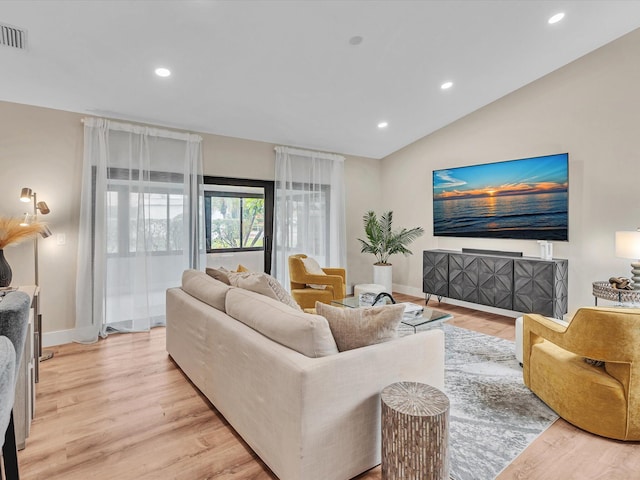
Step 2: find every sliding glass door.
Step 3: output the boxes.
[203,177,274,273]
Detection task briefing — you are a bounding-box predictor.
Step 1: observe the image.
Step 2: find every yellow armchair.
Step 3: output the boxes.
[523,307,640,440]
[288,254,346,310]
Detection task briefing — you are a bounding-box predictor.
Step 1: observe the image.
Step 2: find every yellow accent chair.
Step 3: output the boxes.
[522,307,640,441]
[288,254,346,310]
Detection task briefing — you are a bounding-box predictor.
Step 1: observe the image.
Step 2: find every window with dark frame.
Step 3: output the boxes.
[204,190,265,253]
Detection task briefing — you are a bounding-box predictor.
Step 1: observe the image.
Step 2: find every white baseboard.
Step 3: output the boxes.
[392,283,520,318]
[435,297,520,318]
[392,283,424,298]
[42,329,76,347]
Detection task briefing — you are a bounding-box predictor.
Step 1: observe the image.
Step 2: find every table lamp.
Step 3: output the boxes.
[615,228,640,289]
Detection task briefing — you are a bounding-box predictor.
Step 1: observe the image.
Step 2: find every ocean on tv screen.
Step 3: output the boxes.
[432,153,568,241]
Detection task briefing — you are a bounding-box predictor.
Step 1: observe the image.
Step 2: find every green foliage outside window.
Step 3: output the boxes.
[208,196,264,250]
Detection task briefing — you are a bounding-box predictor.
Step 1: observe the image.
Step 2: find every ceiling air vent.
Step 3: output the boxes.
[0,23,27,50]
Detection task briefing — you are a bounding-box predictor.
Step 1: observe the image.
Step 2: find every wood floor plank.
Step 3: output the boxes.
[18,294,640,479]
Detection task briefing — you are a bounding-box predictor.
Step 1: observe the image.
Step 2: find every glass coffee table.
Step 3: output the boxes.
[331,297,452,332]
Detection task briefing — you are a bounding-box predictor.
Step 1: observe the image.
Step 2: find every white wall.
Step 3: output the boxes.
[0,102,382,343]
[0,104,84,344]
[381,28,640,313]
[6,27,636,342]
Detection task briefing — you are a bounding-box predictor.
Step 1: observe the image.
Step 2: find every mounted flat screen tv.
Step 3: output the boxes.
[433,153,568,241]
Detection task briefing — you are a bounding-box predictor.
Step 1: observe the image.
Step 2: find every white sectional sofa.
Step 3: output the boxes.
[166,270,445,480]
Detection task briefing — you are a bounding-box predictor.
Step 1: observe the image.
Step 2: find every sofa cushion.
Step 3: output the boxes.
[225,288,338,358]
[315,302,404,352]
[182,269,231,312]
[227,271,301,310]
[0,335,17,449]
[205,266,231,285]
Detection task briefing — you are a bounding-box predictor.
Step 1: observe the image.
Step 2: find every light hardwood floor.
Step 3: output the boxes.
[18,295,640,479]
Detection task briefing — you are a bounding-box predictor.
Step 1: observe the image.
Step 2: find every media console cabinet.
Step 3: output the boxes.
[423,249,568,319]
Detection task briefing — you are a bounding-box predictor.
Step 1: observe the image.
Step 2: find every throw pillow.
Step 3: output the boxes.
[236,264,250,272]
[315,301,404,352]
[182,269,230,312]
[205,267,231,285]
[301,256,327,289]
[227,271,302,311]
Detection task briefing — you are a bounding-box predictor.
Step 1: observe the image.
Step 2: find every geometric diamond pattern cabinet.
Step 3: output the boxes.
[448,253,513,309]
[423,250,568,318]
[448,253,480,304]
[423,251,449,299]
[513,258,568,318]
[478,255,514,310]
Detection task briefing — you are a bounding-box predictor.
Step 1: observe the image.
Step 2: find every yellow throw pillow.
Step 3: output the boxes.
[315,301,404,352]
[236,264,250,272]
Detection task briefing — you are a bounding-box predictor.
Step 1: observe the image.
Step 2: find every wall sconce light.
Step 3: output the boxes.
[615,228,640,289]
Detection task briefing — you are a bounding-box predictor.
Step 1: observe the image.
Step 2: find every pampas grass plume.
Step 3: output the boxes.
[0,216,47,249]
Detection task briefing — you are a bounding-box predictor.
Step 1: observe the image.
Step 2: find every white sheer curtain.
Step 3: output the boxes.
[273,146,346,289]
[75,117,204,343]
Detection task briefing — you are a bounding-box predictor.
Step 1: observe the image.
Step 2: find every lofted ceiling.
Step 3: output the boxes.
[1,1,640,159]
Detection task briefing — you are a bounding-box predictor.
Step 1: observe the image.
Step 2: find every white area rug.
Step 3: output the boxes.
[400,321,558,480]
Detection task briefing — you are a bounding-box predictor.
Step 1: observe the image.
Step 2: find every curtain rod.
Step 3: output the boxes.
[275,145,344,162]
[81,117,202,142]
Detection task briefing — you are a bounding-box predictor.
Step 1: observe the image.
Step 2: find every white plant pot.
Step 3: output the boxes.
[373,264,393,294]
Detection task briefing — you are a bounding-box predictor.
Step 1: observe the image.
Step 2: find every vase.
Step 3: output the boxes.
[373,264,393,294]
[0,250,12,288]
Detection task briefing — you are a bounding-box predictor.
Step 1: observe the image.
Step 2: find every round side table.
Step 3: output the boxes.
[381,382,449,480]
[592,281,640,306]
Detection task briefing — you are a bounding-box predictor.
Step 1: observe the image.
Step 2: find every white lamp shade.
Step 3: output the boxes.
[615,231,640,259]
[20,187,32,202]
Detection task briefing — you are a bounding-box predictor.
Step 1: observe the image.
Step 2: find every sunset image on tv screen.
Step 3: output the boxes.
[432,153,568,241]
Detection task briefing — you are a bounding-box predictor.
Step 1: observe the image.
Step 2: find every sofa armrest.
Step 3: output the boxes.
[204,312,444,480]
[0,336,17,445]
[293,329,445,479]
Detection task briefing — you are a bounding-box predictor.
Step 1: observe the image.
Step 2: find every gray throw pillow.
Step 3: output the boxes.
[205,267,231,285]
[227,271,302,311]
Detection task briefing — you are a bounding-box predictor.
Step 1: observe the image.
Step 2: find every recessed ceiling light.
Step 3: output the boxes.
[377,121,388,129]
[349,35,363,46]
[155,67,171,77]
[441,81,453,90]
[548,12,565,24]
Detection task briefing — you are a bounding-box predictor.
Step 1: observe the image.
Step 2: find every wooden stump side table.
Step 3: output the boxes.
[381,382,449,480]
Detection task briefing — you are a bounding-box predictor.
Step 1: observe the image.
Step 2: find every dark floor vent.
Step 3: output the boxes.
[1,23,27,50]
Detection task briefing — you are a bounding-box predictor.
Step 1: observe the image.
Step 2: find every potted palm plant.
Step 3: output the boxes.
[357,211,424,293]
